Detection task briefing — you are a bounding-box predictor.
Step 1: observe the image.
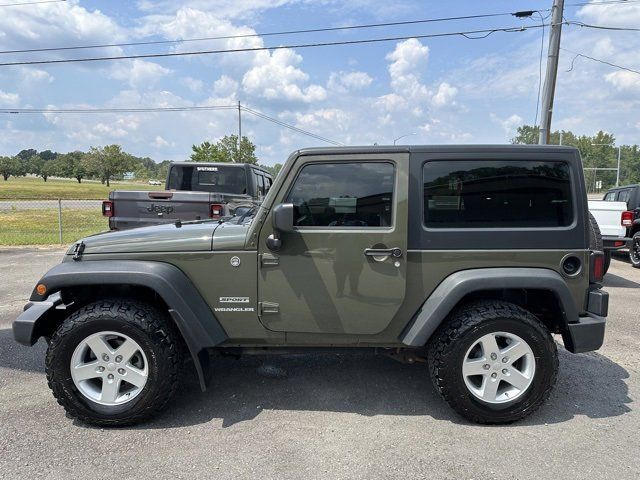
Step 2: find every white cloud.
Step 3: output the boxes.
[431,82,458,107]
[213,75,239,97]
[386,38,429,77]
[605,71,640,92]
[0,90,19,106]
[327,71,373,92]
[490,113,523,138]
[242,49,326,103]
[181,77,204,92]
[152,135,171,147]
[578,2,640,26]
[109,60,171,88]
[0,2,124,54]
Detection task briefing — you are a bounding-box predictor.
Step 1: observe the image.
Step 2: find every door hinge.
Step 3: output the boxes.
[260,252,279,266]
[259,302,279,315]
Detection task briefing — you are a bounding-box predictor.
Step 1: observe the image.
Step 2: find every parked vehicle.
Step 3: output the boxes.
[602,184,640,267]
[14,145,608,426]
[588,200,631,273]
[103,162,273,230]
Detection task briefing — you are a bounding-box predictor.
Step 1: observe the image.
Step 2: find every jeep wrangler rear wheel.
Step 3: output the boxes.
[630,231,640,268]
[46,299,182,427]
[427,300,558,424]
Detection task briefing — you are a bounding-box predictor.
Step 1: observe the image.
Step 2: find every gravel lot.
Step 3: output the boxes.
[0,248,638,479]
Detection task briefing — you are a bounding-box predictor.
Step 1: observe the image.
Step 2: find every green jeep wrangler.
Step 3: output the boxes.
[13,145,608,426]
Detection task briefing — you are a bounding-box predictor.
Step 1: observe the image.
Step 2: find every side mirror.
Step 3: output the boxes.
[267,203,294,251]
[272,203,295,233]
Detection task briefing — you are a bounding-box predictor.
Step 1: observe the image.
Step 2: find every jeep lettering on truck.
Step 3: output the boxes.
[13,145,608,426]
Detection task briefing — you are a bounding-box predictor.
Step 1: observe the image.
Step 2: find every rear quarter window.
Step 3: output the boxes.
[423,160,573,228]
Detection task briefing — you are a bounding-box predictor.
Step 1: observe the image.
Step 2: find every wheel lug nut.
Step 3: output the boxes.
[102,354,109,361]
[115,355,123,363]
[502,369,508,374]
[483,364,490,370]
[502,357,509,363]
[490,353,497,360]
[118,368,125,375]
[491,373,497,379]
[97,366,105,372]
[107,374,114,380]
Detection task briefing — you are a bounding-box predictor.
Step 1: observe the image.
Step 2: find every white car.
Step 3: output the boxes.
[589,200,632,273]
[148,180,163,186]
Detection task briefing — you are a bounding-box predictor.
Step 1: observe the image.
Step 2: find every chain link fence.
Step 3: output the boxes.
[0,199,108,246]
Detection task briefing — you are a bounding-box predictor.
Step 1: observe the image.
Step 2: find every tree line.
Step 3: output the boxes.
[512,125,640,190]
[0,134,282,185]
[0,145,172,186]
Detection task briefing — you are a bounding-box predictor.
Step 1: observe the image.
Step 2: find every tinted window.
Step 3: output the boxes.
[255,173,265,195]
[617,189,631,204]
[603,192,616,201]
[265,176,272,192]
[423,160,573,228]
[286,162,394,227]
[167,165,247,194]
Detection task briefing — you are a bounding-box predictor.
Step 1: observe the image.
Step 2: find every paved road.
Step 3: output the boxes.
[0,200,102,211]
[0,248,638,479]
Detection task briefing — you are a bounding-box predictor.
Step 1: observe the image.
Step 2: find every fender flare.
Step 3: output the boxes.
[400,267,579,347]
[28,260,227,390]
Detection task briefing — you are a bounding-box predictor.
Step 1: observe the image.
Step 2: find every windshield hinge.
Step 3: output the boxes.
[259,302,279,315]
[260,252,279,267]
[72,241,85,261]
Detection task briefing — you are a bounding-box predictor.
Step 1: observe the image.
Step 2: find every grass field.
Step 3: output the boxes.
[0,207,107,245]
[0,176,158,200]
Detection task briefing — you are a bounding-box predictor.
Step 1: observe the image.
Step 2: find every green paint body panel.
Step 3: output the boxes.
[58,145,594,348]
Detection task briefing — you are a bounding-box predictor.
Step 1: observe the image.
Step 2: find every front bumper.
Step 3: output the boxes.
[12,292,63,346]
[602,235,631,251]
[564,288,608,354]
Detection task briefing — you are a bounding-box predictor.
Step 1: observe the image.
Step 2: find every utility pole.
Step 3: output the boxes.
[616,146,621,187]
[237,101,242,163]
[538,0,565,145]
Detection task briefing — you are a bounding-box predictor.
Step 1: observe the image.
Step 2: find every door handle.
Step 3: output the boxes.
[364,247,402,258]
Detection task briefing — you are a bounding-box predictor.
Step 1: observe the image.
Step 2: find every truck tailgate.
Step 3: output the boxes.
[588,200,627,237]
[110,191,214,229]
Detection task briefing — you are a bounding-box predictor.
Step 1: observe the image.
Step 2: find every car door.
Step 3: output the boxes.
[257,153,409,335]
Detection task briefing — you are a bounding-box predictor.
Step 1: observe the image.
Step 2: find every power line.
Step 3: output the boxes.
[565,0,640,6]
[0,24,547,67]
[0,105,238,113]
[0,10,544,56]
[242,107,343,146]
[565,20,640,31]
[0,0,64,6]
[562,47,640,75]
[0,104,344,145]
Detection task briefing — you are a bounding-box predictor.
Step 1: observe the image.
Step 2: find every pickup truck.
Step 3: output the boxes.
[103,162,273,230]
[601,184,640,268]
[588,200,631,273]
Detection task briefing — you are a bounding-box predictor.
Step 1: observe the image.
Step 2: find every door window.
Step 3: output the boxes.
[603,192,616,201]
[285,162,395,227]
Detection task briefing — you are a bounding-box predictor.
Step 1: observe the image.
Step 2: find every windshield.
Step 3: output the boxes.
[167,165,247,194]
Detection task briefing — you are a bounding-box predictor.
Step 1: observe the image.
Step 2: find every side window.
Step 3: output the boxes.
[423,160,573,228]
[264,176,272,193]
[256,174,265,195]
[617,189,631,204]
[285,162,394,227]
[603,192,616,201]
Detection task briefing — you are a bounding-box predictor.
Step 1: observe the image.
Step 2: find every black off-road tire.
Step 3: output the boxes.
[630,231,640,268]
[46,299,182,427]
[588,212,603,251]
[427,300,558,424]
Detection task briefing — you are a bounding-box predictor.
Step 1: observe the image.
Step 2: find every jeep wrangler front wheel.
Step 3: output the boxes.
[427,300,558,424]
[45,299,182,426]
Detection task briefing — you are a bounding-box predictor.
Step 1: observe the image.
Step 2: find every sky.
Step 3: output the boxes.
[0,0,638,166]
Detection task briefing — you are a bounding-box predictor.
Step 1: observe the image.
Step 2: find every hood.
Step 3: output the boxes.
[67,221,219,255]
[211,221,251,250]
